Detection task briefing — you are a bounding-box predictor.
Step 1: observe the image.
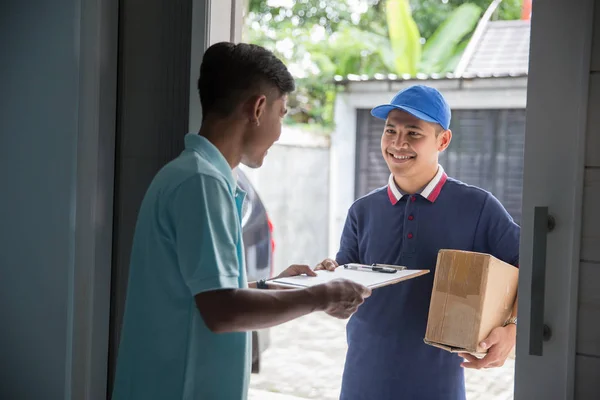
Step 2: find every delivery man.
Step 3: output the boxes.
[329,85,519,400]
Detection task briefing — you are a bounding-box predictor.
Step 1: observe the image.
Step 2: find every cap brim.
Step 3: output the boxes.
[371,104,441,126]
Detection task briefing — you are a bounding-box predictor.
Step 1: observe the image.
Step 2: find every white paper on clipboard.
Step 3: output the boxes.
[268,266,429,289]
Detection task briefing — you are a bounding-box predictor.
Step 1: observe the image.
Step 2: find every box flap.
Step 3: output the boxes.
[423,339,486,358]
[424,339,516,360]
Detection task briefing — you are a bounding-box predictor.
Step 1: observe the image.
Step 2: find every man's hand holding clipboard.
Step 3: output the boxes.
[269,258,429,291]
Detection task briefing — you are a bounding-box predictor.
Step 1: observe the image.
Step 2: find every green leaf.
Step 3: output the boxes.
[323,23,395,76]
[418,3,482,74]
[378,44,398,73]
[440,36,470,74]
[309,52,337,76]
[386,0,422,76]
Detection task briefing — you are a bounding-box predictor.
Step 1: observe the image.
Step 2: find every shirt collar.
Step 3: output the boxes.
[184,133,237,192]
[387,165,448,205]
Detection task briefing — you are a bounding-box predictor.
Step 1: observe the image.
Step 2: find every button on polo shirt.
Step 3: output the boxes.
[336,165,520,400]
[112,133,251,400]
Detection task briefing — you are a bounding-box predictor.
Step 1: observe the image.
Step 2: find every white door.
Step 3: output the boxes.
[514,0,594,399]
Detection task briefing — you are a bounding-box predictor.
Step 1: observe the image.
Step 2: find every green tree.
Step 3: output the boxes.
[384,0,482,75]
[248,0,360,33]
[418,3,482,73]
[245,1,395,126]
[386,0,421,75]
[410,0,522,40]
[245,0,524,128]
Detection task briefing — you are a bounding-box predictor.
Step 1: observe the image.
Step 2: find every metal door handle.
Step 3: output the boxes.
[529,207,554,356]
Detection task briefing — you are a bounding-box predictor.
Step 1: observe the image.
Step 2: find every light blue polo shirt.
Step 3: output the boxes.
[112,133,251,400]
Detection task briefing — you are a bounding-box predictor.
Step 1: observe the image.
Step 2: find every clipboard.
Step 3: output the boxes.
[268,263,429,289]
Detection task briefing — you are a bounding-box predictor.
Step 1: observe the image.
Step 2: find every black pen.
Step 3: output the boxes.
[371,263,406,271]
[343,263,397,274]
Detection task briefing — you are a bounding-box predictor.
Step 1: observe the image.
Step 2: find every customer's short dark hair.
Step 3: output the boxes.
[198,42,295,119]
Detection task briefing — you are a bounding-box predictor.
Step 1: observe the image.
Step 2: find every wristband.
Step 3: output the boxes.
[256,279,269,289]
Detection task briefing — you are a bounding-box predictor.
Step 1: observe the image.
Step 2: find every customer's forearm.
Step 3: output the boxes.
[195,287,325,333]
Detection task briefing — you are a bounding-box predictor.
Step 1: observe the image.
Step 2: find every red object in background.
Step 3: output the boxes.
[267,214,276,277]
[521,0,532,20]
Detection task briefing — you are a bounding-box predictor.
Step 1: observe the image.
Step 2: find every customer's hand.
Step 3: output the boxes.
[459,324,517,369]
[314,258,339,271]
[312,279,371,319]
[274,264,317,279]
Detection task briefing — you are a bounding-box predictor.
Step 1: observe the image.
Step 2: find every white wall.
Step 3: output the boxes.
[241,128,331,273]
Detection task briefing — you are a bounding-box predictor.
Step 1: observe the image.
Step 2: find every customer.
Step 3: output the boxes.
[111,42,371,400]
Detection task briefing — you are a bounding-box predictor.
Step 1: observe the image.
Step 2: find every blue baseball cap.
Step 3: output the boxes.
[370,85,451,130]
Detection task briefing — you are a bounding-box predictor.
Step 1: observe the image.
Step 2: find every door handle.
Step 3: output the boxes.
[529,206,554,356]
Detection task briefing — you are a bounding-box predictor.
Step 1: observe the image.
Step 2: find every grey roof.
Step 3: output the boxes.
[458,20,530,76]
[332,18,531,85]
[333,71,527,84]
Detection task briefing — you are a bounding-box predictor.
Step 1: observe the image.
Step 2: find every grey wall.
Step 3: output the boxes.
[575,3,600,398]
[242,144,331,275]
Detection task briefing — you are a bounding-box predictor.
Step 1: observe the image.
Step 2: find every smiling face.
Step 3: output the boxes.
[381,109,452,186]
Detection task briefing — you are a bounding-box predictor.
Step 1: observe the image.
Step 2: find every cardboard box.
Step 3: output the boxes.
[424,250,518,355]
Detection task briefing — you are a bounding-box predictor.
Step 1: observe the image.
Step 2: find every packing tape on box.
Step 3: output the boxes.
[435,251,482,298]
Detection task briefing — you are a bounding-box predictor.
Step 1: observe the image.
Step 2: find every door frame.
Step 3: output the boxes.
[514,0,594,398]
[70,0,119,398]
[189,0,245,131]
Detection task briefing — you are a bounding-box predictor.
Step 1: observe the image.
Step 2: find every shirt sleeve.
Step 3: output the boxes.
[475,193,521,267]
[170,175,241,295]
[336,207,360,265]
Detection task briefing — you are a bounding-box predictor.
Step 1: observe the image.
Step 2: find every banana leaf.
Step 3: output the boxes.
[322,24,396,76]
[386,0,421,76]
[418,3,482,74]
[440,36,470,74]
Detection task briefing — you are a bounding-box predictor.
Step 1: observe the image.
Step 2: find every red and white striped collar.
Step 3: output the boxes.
[387,165,448,205]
